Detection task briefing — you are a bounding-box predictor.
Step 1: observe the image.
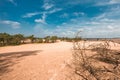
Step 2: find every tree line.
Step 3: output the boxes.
[0,33,81,46]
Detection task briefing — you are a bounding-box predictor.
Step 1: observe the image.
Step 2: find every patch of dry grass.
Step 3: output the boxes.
[67,37,120,80]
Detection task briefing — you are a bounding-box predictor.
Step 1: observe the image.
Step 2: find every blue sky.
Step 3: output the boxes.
[0,0,120,38]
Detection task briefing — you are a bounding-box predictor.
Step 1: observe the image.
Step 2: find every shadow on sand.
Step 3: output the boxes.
[0,50,41,76]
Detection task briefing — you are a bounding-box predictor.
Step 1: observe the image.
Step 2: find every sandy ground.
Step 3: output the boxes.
[0,41,120,80]
[0,42,73,80]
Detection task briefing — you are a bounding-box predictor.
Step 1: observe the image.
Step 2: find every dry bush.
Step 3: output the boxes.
[68,33,120,80]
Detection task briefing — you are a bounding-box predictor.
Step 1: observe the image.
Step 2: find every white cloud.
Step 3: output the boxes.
[107,25,114,30]
[34,25,75,37]
[86,21,100,25]
[0,20,20,29]
[35,13,47,24]
[34,21,75,37]
[62,22,67,25]
[73,12,85,16]
[82,19,120,38]
[23,7,62,18]
[60,12,85,19]
[95,0,120,6]
[8,0,17,6]
[94,13,106,19]
[32,0,120,38]
[48,8,62,14]
[34,23,54,37]
[22,1,62,26]
[70,19,77,22]
[109,0,120,4]
[22,12,41,18]
[43,3,54,10]
[94,5,120,20]
[60,13,69,18]
[34,8,62,24]
[34,16,120,38]
[66,0,92,5]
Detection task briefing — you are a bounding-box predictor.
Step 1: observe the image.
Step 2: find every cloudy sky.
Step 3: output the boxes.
[0,0,120,38]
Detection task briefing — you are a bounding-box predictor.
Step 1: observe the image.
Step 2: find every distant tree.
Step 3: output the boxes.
[12,34,24,45]
[44,36,50,39]
[73,37,82,42]
[44,36,50,43]
[38,38,43,43]
[50,36,58,43]
[28,35,35,43]
[0,33,11,46]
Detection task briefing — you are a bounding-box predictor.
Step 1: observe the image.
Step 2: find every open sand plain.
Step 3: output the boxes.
[0,41,120,80]
[0,42,73,80]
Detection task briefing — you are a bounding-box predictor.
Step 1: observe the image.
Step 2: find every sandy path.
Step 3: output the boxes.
[0,42,73,80]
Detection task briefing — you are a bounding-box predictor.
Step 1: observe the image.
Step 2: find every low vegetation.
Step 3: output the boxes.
[0,33,82,46]
[68,34,120,80]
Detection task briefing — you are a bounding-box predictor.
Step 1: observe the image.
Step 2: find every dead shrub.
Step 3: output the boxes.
[68,33,120,80]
